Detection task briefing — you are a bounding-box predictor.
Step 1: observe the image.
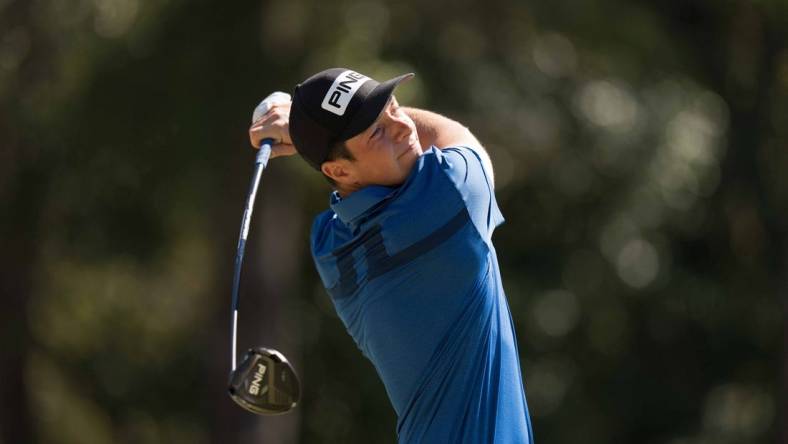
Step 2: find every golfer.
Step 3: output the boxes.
[249,68,533,443]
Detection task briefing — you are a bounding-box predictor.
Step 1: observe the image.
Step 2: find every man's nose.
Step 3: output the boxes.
[390,115,411,142]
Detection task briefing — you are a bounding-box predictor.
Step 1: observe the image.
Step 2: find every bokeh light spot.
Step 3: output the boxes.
[577,80,640,131]
[616,238,659,288]
[532,32,577,78]
[703,384,774,437]
[93,0,139,38]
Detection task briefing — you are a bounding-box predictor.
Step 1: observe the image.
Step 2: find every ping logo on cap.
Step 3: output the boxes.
[321,70,369,116]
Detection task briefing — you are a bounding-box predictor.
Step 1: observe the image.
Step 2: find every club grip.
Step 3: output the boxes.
[256,138,273,167]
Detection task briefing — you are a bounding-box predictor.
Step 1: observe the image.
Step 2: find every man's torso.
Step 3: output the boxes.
[310,147,533,443]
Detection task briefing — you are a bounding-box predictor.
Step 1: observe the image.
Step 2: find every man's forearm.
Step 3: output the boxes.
[403,107,475,150]
[403,107,495,187]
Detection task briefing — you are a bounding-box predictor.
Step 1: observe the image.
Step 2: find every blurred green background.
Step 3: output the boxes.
[1,0,786,442]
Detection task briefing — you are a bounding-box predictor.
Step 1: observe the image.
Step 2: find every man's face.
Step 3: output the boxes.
[323,96,423,192]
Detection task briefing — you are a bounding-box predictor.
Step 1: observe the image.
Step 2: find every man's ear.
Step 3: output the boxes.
[321,158,357,186]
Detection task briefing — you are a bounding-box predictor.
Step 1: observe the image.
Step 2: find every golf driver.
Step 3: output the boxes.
[227,91,300,415]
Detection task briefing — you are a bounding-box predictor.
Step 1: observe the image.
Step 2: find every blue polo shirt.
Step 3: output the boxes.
[310,146,533,443]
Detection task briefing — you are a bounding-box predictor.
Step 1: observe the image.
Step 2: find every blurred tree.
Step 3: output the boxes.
[644,2,788,442]
[1,0,52,441]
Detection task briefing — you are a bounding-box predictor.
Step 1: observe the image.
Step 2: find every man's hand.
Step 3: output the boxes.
[249,101,297,159]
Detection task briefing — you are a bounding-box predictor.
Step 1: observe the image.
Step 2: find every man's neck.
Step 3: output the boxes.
[335,183,361,198]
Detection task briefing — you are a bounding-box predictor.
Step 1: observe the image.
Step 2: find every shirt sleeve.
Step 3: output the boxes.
[437,146,505,240]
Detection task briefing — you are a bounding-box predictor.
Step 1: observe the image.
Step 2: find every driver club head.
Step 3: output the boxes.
[228,347,300,415]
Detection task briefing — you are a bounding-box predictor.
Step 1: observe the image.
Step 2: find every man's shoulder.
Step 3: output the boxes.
[424,145,504,240]
[425,145,494,194]
[412,145,477,184]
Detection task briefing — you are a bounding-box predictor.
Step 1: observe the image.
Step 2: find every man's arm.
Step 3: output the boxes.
[403,107,495,188]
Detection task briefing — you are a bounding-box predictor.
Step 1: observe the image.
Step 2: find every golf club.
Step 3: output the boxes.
[227,91,300,415]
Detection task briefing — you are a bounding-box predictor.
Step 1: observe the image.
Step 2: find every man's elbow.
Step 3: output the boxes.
[435,125,480,150]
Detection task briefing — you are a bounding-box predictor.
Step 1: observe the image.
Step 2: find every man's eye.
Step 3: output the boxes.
[372,127,383,138]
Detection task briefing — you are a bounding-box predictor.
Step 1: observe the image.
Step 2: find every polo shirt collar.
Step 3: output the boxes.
[328,148,435,227]
[330,185,397,226]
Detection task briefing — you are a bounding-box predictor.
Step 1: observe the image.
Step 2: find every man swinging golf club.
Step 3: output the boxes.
[248,68,534,443]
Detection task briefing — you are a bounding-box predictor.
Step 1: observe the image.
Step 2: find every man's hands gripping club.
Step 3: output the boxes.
[249,100,297,159]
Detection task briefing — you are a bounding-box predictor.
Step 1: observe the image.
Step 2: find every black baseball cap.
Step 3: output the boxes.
[290,68,414,171]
